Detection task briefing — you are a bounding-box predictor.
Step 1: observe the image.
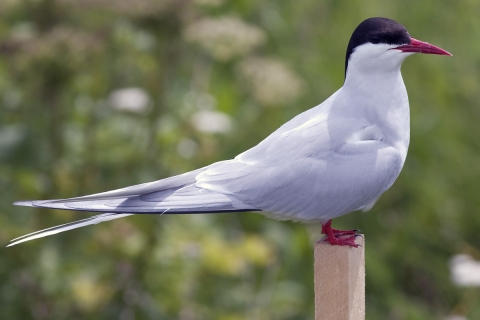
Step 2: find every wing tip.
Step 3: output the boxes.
[14,200,36,207]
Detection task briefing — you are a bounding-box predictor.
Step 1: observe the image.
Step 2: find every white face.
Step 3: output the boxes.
[346,42,414,76]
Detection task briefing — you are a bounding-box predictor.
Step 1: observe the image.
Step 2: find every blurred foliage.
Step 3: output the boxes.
[0,0,479,319]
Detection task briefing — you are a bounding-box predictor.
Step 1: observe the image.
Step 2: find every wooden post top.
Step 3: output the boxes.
[314,236,365,320]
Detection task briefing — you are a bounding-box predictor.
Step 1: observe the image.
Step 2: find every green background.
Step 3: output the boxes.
[1,0,479,319]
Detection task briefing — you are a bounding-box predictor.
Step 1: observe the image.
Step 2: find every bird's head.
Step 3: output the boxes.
[345,17,451,80]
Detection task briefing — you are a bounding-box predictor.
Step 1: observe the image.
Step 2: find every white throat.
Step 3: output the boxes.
[341,42,412,159]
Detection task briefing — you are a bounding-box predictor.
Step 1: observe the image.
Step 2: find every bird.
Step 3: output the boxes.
[8,17,451,247]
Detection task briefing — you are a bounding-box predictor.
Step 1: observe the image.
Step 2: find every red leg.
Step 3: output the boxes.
[321,220,360,247]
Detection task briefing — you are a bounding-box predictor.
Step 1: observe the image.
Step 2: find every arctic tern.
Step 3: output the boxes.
[9,17,451,247]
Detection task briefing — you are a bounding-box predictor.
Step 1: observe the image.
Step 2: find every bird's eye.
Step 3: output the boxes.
[369,35,380,44]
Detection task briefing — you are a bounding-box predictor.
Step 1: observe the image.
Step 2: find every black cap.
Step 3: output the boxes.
[345,17,411,77]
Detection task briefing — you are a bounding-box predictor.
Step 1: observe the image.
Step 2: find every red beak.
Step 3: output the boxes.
[393,38,452,56]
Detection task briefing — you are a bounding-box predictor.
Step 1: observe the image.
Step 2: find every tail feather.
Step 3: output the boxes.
[7,213,133,247]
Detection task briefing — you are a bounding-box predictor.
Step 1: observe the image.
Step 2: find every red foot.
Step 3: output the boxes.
[321,220,360,247]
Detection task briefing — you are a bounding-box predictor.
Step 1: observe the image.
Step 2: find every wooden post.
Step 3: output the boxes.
[314,236,365,320]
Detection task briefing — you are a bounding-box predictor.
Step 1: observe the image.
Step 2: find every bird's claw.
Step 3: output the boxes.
[321,220,361,247]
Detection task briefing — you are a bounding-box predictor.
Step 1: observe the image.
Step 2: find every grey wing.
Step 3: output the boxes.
[9,166,260,246]
[196,116,405,222]
[14,165,256,213]
[198,146,403,222]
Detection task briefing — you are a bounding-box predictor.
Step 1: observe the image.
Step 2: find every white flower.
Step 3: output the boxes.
[108,87,150,113]
[177,138,198,159]
[450,254,480,287]
[184,16,266,61]
[444,316,468,320]
[193,0,224,7]
[0,125,26,154]
[183,92,216,111]
[8,26,99,70]
[191,110,231,133]
[59,0,175,15]
[237,57,305,106]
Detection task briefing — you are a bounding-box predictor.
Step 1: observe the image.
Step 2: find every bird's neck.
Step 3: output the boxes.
[342,66,408,115]
[341,67,410,157]
[344,63,404,94]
